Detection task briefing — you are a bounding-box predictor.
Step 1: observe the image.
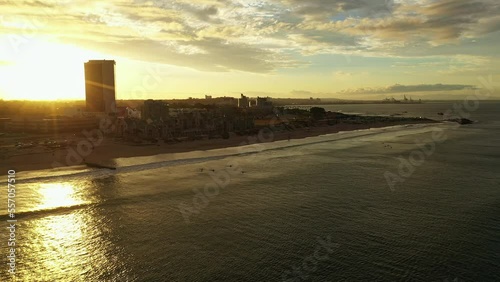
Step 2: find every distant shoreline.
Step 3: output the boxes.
[2,118,439,173]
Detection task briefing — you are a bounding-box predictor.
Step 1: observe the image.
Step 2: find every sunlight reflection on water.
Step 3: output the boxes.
[36,182,82,210]
[4,180,134,281]
[18,206,131,280]
[29,213,90,279]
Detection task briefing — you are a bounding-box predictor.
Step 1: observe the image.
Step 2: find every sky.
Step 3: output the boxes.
[0,0,499,100]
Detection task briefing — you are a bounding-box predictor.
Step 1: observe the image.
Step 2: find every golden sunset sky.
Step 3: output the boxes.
[0,0,499,100]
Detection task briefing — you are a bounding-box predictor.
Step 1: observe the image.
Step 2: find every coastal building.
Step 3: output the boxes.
[116,106,127,118]
[127,107,141,119]
[238,94,249,108]
[255,97,273,109]
[216,96,238,106]
[142,100,169,122]
[233,115,255,132]
[117,106,142,119]
[84,60,116,114]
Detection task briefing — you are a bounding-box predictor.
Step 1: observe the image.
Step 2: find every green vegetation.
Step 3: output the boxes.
[310,107,326,120]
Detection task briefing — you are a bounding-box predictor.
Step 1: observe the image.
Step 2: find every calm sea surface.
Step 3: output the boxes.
[1,102,499,281]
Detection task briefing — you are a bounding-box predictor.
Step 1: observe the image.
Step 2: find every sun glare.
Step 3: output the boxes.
[36,182,82,210]
[0,39,108,100]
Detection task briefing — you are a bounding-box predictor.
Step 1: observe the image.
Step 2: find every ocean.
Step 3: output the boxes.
[1,101,499,281]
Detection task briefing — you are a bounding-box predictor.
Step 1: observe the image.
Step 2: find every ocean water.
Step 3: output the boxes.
[1,102,499,281]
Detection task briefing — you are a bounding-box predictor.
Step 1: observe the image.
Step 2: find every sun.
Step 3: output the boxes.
[0,39,109,100]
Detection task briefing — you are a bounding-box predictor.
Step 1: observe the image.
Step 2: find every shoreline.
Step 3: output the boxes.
[1,119,439,173]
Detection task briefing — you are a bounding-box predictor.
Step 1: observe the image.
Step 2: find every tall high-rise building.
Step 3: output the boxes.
[84,60,116,114]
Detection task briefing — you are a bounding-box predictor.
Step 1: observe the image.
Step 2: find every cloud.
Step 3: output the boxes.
[62,36,301,73]
[295,0,500,56]
[18,1,56,8]
[290,90,314,96]
[333,71,353,77]
[0,0,499,73]
[388,54,498,76]
[339,84,478,94]
[191,5,219,22]
[275,0,395,19]
[289,90,338,98]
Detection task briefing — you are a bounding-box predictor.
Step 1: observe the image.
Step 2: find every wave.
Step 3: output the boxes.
[0,185,192,220]
[6,123,447,184]
[0,203,96,221]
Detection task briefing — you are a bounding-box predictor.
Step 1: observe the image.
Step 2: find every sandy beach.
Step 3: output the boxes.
[1,120,438,172]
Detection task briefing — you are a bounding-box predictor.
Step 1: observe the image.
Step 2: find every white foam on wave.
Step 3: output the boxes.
[12,123,450,183]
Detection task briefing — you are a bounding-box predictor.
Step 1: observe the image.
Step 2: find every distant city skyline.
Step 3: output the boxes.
[0,0,499,100]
